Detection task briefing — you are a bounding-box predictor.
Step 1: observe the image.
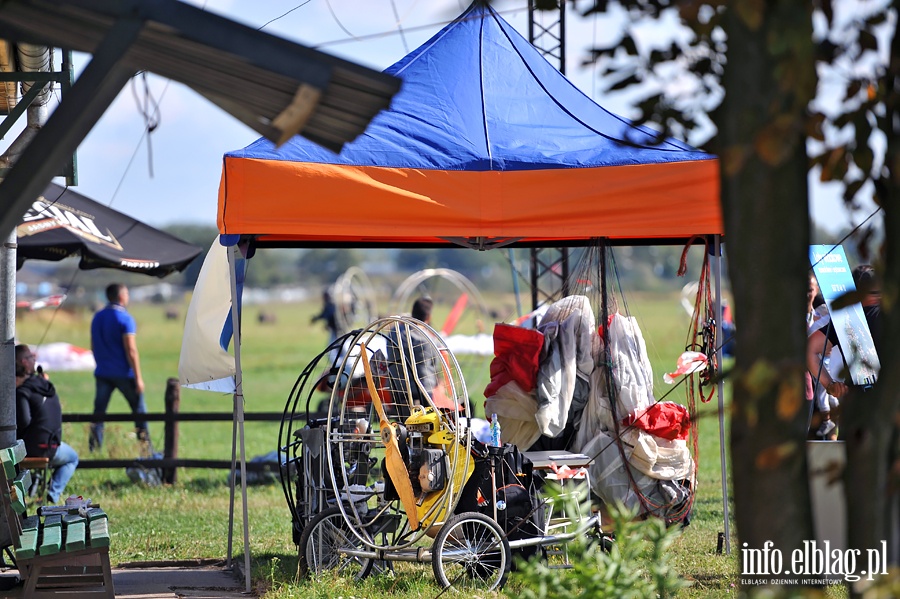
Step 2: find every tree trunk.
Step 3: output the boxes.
[715,3,816,587]
[841,2,900,587]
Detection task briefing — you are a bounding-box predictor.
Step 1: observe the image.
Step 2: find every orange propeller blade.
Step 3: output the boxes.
[361,342,389,426]
[384,440,419,530]
[360,343,420,530]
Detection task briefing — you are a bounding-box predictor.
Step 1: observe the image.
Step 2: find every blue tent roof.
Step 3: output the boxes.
[219,2,720,245]
[227,2,713,172]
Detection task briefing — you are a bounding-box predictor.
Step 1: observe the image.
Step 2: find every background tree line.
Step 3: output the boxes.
[29,220,854,299]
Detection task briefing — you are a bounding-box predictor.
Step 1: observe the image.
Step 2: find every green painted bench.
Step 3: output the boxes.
[0,440,114,597]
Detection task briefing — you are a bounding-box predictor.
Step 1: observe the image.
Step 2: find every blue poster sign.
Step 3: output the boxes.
[809,245,879,386]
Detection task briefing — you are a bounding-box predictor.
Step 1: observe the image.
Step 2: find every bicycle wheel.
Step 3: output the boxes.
[431,511,511,592]
[298,506,374,580]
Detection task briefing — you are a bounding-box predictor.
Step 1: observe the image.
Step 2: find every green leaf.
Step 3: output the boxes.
[834,110,854,128]
[816,39,838,62]
[754,442,798,470]
[855,143,875,176]
[865,11,887,26]
[693,56,713,75]
[806,111,826,141]
[607,72,641,92]
[735,0,765,31]
[858,29,878,53]
[820,0,834,26]
[589,44,621,59]
[844,79,863,101]
[830,289,867,310]
[621,33,638,56]
[842,178,866,203]
[580,0,608,17]
[745,359,779,396]
[819,146,848,181]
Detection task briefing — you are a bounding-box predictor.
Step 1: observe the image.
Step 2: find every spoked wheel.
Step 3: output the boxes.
[431,512,511,592]
[298,507,375,580]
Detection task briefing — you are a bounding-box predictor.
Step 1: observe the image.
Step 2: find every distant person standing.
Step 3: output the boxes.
[387,297,442,408]
[806,265,882,439]
[805,274,837,439]
[311,289,339,343]
[90,283,149,451]
[15,344,79,504]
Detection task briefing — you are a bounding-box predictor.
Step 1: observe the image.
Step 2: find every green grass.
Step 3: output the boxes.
[16,292,752,597]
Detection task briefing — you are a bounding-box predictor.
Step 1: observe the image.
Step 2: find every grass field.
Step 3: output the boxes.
[15,292,751,597]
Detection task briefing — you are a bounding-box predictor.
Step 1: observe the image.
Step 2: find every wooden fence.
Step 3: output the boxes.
[60,378,306,484]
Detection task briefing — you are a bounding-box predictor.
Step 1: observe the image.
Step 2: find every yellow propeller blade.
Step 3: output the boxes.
[361,342,420,531]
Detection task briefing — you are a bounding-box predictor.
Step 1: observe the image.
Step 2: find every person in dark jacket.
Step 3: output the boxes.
[15,344,79,504]
[387,297,442,411]
[311,289,339,343]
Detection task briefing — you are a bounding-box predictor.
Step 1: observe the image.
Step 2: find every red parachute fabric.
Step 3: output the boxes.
[621,402,691,441]
[483,323,544,397]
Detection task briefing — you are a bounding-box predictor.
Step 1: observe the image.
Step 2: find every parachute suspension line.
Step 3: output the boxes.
[594,239,695,525]
[561,239,621,315]
[679,237,717,406]
[546,239,695,524]
[678,236,715,517]
[588,242,659,519]
[599,241,650,517]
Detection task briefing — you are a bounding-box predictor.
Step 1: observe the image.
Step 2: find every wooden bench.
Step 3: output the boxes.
[0,440,114,597]
[20,456,51,502]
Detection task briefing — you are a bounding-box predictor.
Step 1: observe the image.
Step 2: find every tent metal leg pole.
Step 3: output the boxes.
[0,231,16,451]
[714,235,731,554]
[226,392,237,569]
[225,247,238,569]
[238,392,250,593]
[228,246,252,592]
[508,249,522,318]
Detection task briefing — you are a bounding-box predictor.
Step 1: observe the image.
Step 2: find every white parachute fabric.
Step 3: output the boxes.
[484,380,541,449]
[535,295,596,438]
[178,240,236,392]
[607,314,655,419]
[569,312,694,516]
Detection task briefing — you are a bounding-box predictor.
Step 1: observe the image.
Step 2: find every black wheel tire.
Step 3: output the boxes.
[431,511,511,592]
[298,506,374,580]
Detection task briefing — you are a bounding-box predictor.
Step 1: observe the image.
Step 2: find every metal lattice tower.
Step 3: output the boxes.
[528,0,569,311]
[0,47,77,183]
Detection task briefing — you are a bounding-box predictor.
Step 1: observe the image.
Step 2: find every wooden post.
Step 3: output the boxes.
[163,378,180,484]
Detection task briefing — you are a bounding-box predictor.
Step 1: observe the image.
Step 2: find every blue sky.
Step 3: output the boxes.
[7,0,879,234]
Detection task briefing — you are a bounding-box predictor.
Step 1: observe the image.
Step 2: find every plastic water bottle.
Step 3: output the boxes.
[490,414,501,447]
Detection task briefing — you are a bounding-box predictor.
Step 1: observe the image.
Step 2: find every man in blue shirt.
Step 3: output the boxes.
[90,283,149,451]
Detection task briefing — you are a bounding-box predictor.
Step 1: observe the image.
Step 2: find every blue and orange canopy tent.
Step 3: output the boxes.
[217,1,721,248]
[210,0,730,554]
[206,0,735,563]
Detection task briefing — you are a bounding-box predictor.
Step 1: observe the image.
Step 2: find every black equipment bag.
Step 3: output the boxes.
[455,441,544,560]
